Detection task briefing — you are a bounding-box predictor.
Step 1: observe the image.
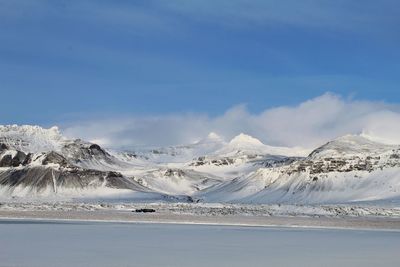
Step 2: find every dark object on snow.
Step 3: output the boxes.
[134,208,156,213]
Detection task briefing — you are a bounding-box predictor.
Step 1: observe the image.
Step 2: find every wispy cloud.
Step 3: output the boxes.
[61,93,400,149]
[157,0,399,34]
[2,0,398,34]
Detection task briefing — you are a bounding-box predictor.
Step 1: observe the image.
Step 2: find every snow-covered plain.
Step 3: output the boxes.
[2,201,400,218]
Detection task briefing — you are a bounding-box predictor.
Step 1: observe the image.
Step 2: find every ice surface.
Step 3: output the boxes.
[1,221,399,267]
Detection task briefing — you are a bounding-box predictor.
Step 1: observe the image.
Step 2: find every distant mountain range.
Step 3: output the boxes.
[1,125,399,204]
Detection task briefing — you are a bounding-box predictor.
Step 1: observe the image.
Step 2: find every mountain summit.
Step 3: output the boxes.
[228,133,265,148]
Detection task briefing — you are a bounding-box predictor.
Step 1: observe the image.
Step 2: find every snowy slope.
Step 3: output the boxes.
[308,135,394,159]
[200,135,400,204]
[132,168,222,195]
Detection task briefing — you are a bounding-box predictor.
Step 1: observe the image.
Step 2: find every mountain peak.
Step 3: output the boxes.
[229,133,264,147]
[0,124,65,153]
[0,124,61,135]
[308,134,394,159]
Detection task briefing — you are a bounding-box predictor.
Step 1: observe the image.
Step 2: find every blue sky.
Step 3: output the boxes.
[1,1,400,147]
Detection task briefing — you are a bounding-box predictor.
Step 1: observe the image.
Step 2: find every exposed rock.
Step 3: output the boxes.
[0,165,146,193]
[0,155,12,167]
[22,153,33,166]
[164,169,185,177]
[42,151,69,167]
[190,156,235,167]
[0,151,27,167]
[61,139,115,166]
[0,143,8,152]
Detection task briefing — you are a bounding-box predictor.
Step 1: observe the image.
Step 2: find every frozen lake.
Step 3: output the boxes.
[1,220,400,267]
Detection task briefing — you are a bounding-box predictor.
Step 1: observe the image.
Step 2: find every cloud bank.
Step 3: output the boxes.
[62,93,400,149]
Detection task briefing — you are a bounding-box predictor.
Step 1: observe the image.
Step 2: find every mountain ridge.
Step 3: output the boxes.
[0,125,399,204]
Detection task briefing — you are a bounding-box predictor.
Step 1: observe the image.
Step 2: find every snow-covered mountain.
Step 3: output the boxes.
[0,125,166,200]
[1,125,400,204]
[217,133,307,157]
[200,135,400,204]
[115,132,227,164]
[114,133,306,185]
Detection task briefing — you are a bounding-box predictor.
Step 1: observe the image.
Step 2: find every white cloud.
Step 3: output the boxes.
[61,93,400,149]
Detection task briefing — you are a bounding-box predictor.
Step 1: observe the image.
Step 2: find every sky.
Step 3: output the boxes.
[1,0,400,148]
